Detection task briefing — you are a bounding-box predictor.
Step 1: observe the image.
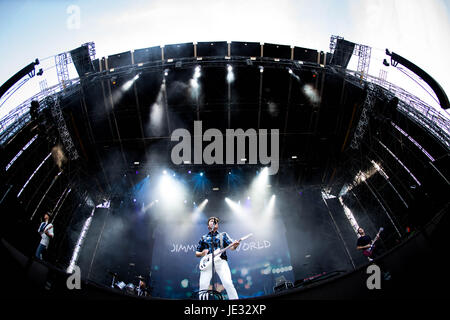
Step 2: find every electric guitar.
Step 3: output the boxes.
[363,227,384,257]
[199,233,253,271]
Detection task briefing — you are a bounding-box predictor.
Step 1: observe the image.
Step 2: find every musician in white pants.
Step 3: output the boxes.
[195,216,240,300]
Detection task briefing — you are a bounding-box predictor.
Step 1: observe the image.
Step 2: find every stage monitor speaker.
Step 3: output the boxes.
[163,42,194,59]
[107,51,132,69]
[133,46,162,64]
[70,45,94,76]
[230,41,260,57]
[263,43,291,60]
[330,39,355,68]
[293,46,318,63]
[197,41,228,57]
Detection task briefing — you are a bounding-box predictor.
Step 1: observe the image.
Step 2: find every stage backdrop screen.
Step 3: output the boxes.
[150,218,294,299]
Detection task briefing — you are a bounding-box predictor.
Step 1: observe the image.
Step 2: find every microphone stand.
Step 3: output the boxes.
[209,223,222,300]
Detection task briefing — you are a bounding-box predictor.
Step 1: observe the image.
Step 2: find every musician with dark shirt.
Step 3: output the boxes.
[357,227,391,279]
[356,228,372,250]
[195,216,240,300]
[357,227,381,261]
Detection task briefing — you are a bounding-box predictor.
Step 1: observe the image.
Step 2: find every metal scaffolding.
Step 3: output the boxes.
[49,95,79,160]
[350,82,376,150]
[55,52,72,91]
[330,35,372,80]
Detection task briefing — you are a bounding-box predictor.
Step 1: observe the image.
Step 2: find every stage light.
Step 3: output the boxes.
[149,82,165,134]
[191,198,208,221]
[122,73,140,91]
[164,69,169,76]
[67,207,95,274]
[190,78,199,89]
[227,65,234,83]
[260,194,276,227]
[246,167,270,214]
[225,197,247,219]
[157,172,186,213]
[302,84,320,104]
[190,66,202,97]
[259,66,264,73]
[288,68,293,74]
[194,66,201,78]
[200,172,204,176]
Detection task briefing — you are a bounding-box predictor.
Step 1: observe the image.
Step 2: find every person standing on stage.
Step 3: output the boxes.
[195,216,240,300]
[35,212,54,260]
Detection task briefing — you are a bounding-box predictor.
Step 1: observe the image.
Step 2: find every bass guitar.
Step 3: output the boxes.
[199,233,253,271]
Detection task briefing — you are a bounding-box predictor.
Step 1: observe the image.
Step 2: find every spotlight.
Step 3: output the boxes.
[227,65,235,83]
[225,197,247,219]
[190,78,199,89]
[194,66,201,78]
[288,68,293,74]
[190,66,201,91]
[191,199,209,222]
[259,66,264,73]
[163,170,167,175]
[157,172,186,211]
[200,172,204,176]
[122,73,140,91]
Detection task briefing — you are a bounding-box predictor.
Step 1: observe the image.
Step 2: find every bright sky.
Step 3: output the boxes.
[1,0,449,120]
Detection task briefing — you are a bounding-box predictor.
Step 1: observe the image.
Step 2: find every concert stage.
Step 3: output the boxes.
[1,38,448,303]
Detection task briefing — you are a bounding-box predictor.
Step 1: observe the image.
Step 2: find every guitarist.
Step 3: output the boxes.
[195,216,240,299]
[35,212,54,260]
[356,227,380,261]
